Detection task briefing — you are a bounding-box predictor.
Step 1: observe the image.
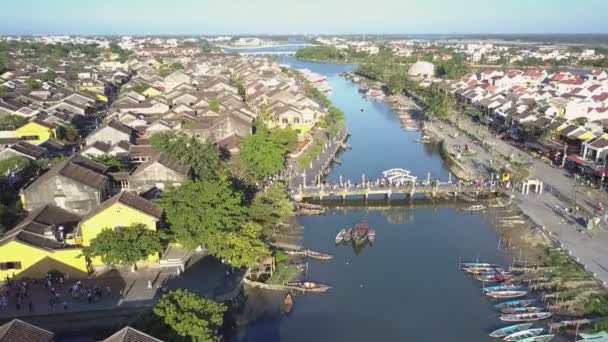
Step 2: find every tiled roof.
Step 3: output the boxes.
[0,319,54,342]
[103,326,163,342]
[83,191,162,222]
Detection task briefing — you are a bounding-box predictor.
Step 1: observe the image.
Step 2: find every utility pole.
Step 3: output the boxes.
[561,143,567,169]
[602,158,607,191]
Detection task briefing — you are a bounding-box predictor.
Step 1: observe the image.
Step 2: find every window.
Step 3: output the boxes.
[21,135,39,141]
[0,262,22,270]
[282,118,289,124]
[294,118,300,124]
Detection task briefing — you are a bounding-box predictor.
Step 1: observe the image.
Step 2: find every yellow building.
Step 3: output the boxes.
[0,205,88,279]
[77,191,163,264]
[0,192,164,279]
[13,120,57,145]
[142,87,162,98]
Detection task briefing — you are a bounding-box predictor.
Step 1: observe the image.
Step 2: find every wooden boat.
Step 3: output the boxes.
[463,266,504,275]
[500,312,552,322]
[285,249,333,261]
[486,290,527,299]
[463,204,486,211]
[489,323,534,338]
[501,307,543,314]
[283,292,293,314]
[475,272,513,283]
[494,299,537,309]
[367,229,376,243]
[462,262,499,268]
[287,281,332,293]
[518,335,553,342]
[344,229,352,242]
[504,328,545,342]
[483,284,522,293]
[351,223,369,245]
[335,228,347,244]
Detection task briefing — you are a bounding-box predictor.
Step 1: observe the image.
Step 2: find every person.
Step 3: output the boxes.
[63,301,68,312]
[106,286,111,295]
[147,280,152,289]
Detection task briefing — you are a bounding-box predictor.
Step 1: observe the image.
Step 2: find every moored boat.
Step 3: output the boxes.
[495,299,537,309]
[464,266,505,275]
[489,323,534,338]
[463,204,486,211]
[500,312,552,322]
[335,228,347,244]
[483,284,522,293]
[287,281,332,293]
[367,229,376,243]
[351,223,370,245]
[462,262,499,268]
[344,228,352,241]
[501,307,543,314]
[518,334,554,342]
[486,290,527,299]
[283,292,293,314]
[475,272,513,283]
[504,328,545,342]
[285,249,333,261]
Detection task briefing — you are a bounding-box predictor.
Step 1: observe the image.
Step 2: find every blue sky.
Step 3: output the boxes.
[0,0,607,35]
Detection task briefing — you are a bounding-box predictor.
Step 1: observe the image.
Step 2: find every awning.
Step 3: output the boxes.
[567,154,592,167]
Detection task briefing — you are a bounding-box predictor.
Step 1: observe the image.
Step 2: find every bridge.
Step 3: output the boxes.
[291,182,501,201]
[231,51,297,56]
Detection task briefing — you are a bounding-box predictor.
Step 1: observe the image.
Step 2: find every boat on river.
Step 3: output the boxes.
[351,223,370,245]
[344,229,352,242]
[283,292,294,314]
[287,281,332,293]
[463,266,505,275]
[335,229,348,244]
[367,229,376,243]
[463,204,486,211]
[462,262,500,268]
[489,323,534,338]
[499,312,552,322]
[285,249,333,261]
[504,328,545,342]
[501,307,543,314]
[518,335,553,342]
[475,272,513,283]
[483,284,522,293]
[495,299,537,309]
[486,290,527,299]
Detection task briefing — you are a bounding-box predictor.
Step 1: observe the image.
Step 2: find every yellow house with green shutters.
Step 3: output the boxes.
[13,120,57,145]
[77,191,163,264]
[0,205,89,279]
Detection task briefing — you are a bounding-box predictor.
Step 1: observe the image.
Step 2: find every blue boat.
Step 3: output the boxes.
[494,299,536,309]
[484,284,522,293]
[489,323,534,338]
[462,262,500,268]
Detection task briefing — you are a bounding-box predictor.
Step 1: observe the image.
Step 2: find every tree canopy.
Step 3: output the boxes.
[157,179,247,250]
[150,133,225,181]
[84,223,161,268]
[57,124,80,143]
[238,126,292,181]
[90,154,132,172]
[152,290,227,342]
[213,222,270,268]
[248,182,294,236]
[0,115,28,130]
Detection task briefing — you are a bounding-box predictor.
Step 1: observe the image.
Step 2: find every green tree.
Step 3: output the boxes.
[57,124,79,142]
[153,289,226,342]
[158,179,247,251]
[0,115,28,130]
[209,99,221,111]
[25,78,41,91]
[41,70,57,82]
[150,133,224,181]
[90,154,132,172]
[249,182,294,236]
[239,128,288,181]
[269,127,298,152]
[84,223,161,269]
[214,222,270,268]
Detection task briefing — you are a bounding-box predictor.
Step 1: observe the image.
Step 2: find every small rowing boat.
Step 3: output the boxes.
[335,228,347,244]
[483,284,522,293]
[287,281,332,293]
[501,307,543,314]
[463,266,505,275]
[283,292,293,314]
[518,334,553,342]
[351,223,370,245]
[344,228,352,242]
[475,272,513,282]
[504,328,545,342]
[368,229,376,243]
[489,323,534,338]
[486,290,527,299]
[462,262,499,268]
[500,312,552,322]
[494,299,537,309]
[463,204,486,211]
[285,249,333,261]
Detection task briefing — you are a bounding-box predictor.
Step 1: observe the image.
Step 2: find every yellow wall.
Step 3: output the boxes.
[79,202,159,246]
[14,122,56,145]
[143,87,161,98]
[0,241,88,279]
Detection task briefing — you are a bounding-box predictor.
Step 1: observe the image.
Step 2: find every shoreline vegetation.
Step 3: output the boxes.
[295,47,608,336]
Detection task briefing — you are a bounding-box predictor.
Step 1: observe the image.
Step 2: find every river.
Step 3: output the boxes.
[229,56,511,342]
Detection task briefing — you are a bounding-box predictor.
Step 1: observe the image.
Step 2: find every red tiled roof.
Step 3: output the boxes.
[559,78,585,85]
[588,84,602,92]
[592,93,608,102]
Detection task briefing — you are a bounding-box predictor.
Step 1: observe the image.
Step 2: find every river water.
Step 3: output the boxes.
[230,56,511,342]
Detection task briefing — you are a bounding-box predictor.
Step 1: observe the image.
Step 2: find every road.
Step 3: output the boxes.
[428,116,608,286]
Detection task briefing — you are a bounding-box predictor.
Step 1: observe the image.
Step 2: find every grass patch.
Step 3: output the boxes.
[267,264,300,285]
